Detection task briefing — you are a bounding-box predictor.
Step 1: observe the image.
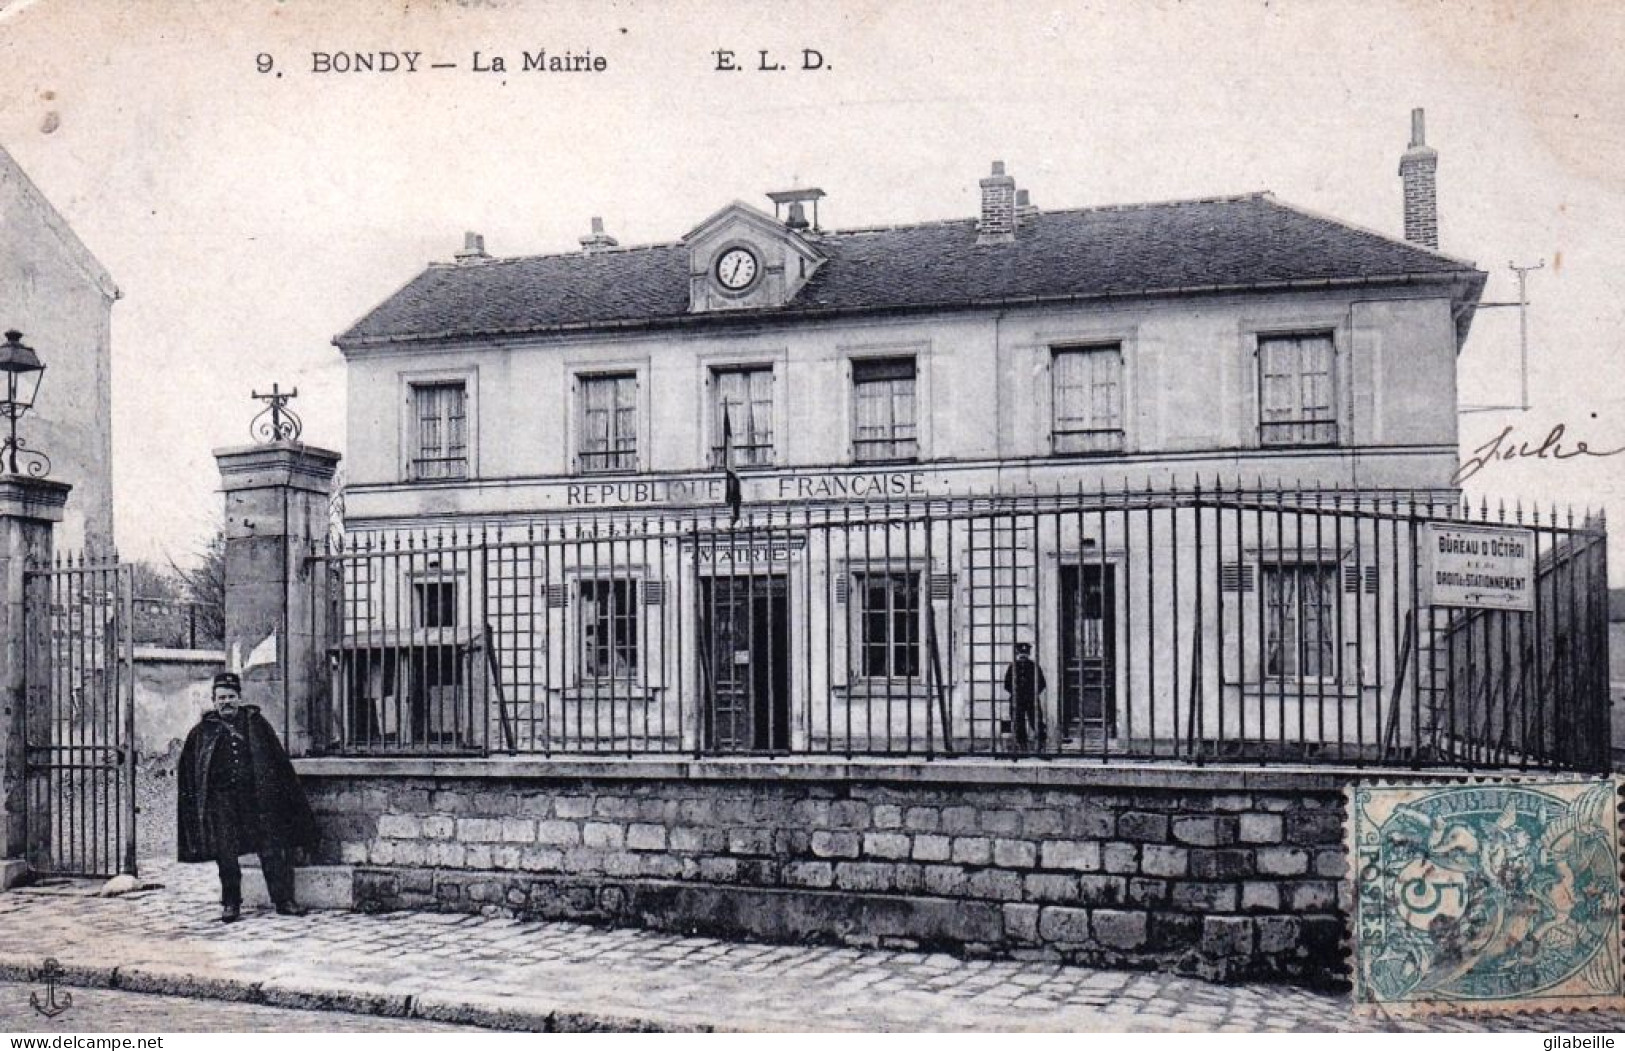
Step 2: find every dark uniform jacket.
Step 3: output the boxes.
[176,705,319,863]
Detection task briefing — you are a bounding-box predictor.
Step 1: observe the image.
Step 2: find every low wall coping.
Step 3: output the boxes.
[290,754,1500,791]
[133,646,227,664]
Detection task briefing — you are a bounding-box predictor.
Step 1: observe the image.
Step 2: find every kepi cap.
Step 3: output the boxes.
[212,672,242,693]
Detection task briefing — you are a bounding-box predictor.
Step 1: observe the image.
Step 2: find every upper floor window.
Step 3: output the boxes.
[413,578,458,629]
[410,382,468,481]
[1052,345,1124,455]
[1258,333,1337,446]
[711,366,774,467]
[577,373,638,473]
[851,357,917,463]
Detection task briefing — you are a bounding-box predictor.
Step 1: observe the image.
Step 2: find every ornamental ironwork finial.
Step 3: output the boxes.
[250,383,302,443]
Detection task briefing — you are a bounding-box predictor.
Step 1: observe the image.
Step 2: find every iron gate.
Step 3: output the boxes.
[23,556,135,877]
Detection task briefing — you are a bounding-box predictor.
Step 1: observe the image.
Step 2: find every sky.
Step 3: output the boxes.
[0,0,1620,577]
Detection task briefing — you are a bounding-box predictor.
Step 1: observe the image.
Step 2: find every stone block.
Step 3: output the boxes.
[1140,844,1188,878]
[1170,882,1238,912]
[993,838,1038,868]
[1117,811,1169,843]
[1188,848,1254,880]
[941,806,979,834]
[668,827,706,853]
[1314,849,1348,878]
[1022,809,1063,836]
[420,816,455,840]
[1254,796,1293,813]
[698,857,739,883]
[1238,813,1283,844]
[863,832,913,860]
[594,796,640,820]
[626,824,667,851]
[784,861,835,889]
[903,807,940,832]
[519,848,564,872]
[828,800,870,828]
[535,820,581,847]
[1076,874,1127,906]
[1255,915,1301,954]
[1285,811,1342,845]
[923,865,968,897]
[728,828,775,856]
[912,834,952,862]
[1171,816,1237,847]
[516,794,554,819]
[1287,880,1337,912]
[1128,877,1168,906]
[1147,911,1201,951]
[812,830,862,859]
[1240,881,1280,911]
[952,837,993,866]
[893,863,925,895]
[872,804,903,829]
[1201,916,1254,958]
[583,823,626,850]
[1039,840,1101,872]
[426,842,466,868]
[457,818,503,843]
[980,809,1022,835]
[554,796,593,819]
[392,841,428,866]
[835,862,895,893]
[1064,808,1117,838]
[1211,794,1252,812]
[1037,905,1092,944]
[1255,846,1310,876]
[1003,902,1040,944]
[376,814,420,839]
[1023,873,1080,903]
[1092,909,1148,950]
[1102,843,1138,874]
[500,818,536,844]
[965,869,1024,901]
[464,845,493,869]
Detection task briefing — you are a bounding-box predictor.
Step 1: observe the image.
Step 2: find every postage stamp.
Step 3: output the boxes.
[1349,777,1624,1015]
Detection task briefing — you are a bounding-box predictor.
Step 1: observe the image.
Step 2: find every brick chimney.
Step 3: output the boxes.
[978,160,1017,244]
[1398,108,1438,249]
[454,231,489,264]
[579,216,619,254]
[1015,188,1038,228]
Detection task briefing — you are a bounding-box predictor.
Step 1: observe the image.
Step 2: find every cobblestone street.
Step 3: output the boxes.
[1,861,1624,1032]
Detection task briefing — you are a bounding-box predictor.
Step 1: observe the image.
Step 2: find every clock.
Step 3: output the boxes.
[714,246,759,291]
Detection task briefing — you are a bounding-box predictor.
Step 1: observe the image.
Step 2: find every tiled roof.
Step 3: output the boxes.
[335,193,1483,348]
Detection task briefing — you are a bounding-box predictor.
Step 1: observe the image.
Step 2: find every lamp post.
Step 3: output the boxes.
[0,330,46,476]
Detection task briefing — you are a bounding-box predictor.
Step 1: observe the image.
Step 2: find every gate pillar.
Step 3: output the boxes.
[0,477,69,885]
[215,442,341,758]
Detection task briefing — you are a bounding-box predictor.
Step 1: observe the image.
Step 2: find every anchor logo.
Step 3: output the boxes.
[30,957,72,1019]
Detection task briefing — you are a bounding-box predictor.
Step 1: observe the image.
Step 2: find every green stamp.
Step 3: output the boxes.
[1350,778,1623,1014]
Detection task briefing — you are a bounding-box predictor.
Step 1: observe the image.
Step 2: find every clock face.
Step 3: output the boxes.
[715,247,759,291]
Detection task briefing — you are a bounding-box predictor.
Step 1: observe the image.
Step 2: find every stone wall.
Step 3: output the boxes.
[300,762,1355,983]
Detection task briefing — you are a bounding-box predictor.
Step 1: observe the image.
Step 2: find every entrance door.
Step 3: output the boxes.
[700,575,790,752]
[1059,563,1116,740]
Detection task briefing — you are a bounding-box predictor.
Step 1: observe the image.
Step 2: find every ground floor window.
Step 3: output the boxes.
[1262,563,1337,679]
[855,570,921,679]
[579,578,639,680]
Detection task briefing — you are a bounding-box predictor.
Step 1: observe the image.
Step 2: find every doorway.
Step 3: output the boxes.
[1059,563,1117,740]
[700,575,791,752]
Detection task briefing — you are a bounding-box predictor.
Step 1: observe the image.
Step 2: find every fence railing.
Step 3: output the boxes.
[305,483,1610,771]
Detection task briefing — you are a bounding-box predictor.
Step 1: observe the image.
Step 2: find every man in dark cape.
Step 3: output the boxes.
[1002,642,1048,754]
[178,671,319,921]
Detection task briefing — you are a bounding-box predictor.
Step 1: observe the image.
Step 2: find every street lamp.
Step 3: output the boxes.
[0,330,46,476]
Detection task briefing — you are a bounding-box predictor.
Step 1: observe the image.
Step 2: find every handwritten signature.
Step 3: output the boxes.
[1453,423,1625,485]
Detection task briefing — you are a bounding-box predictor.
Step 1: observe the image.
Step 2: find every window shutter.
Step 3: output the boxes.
[546,584,568,608]
[644,580,667,606]
[1342,565,1379,594]
[1220,563,1255,592]
[834,575,849,604]
[928,572,954,601]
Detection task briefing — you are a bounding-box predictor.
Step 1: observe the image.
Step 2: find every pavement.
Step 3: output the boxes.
[2,860,1625,1033]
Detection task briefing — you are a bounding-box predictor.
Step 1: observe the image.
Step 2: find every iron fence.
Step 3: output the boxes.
[305,482,1610,771]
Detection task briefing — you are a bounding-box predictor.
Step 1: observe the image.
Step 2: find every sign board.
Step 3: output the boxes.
[1421,522,1535,612]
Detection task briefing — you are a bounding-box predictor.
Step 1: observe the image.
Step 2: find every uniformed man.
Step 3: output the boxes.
[177,672,319,922]
[1002,642,1048,754]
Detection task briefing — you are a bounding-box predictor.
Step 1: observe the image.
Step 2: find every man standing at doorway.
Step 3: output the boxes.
[1002,642,1048,754]
[177,672,319,922]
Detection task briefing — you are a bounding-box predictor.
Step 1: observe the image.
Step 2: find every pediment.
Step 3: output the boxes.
[683,201,824,314]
